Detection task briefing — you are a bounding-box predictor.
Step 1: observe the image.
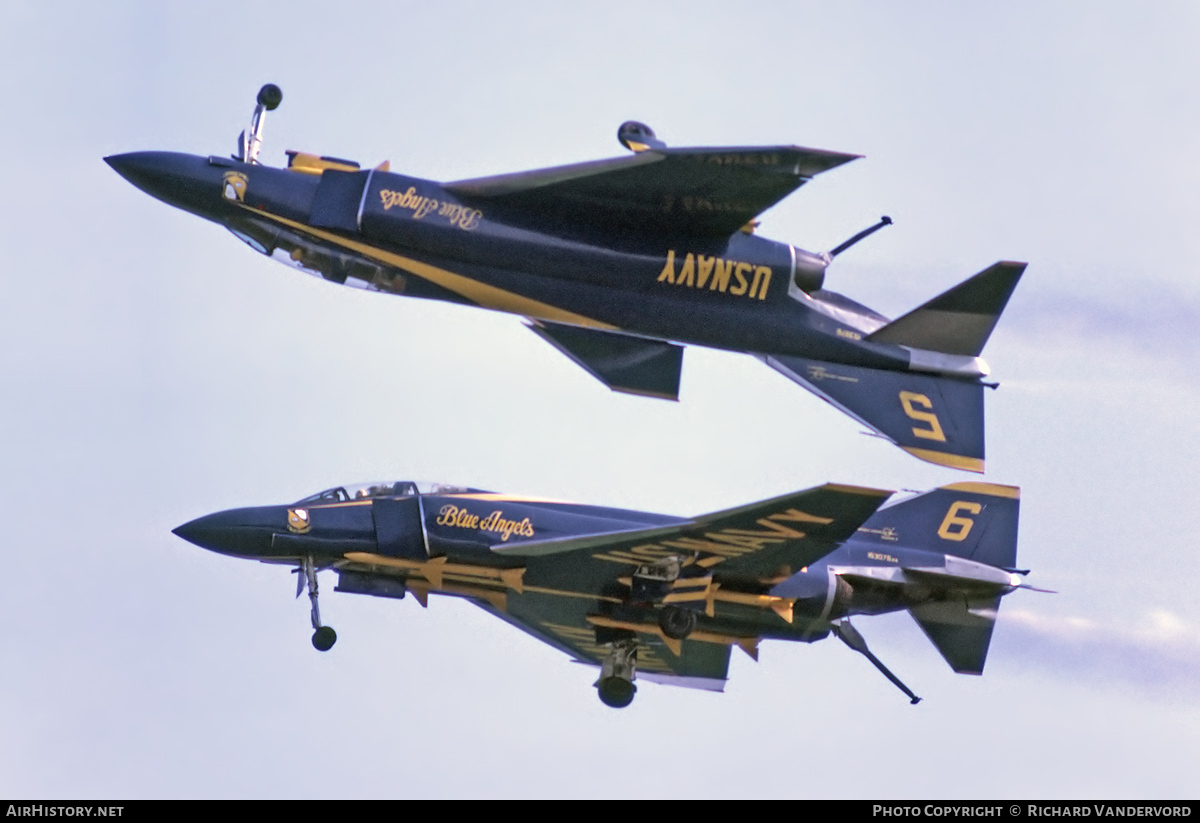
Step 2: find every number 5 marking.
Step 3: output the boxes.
[899,391,947,442]
[937,501,982,541]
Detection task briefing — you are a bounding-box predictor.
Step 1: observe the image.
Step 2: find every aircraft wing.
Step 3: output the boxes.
[444,145,860,237]
[469,484,891,687]
[340,485,889,691]
[473,590,734,691]
[680,483,893,578]
[500,483,893,581]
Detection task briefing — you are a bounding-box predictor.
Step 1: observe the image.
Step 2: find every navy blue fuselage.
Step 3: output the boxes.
[107,151,908,369]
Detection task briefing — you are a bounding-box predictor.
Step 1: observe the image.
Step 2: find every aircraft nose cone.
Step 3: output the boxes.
[105,151,175,196]
[172,506,285,558]
[105,150,224,214]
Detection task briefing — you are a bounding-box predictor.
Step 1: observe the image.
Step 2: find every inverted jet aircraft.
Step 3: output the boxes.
[109,85,1025,471]
[174,478,1037,707]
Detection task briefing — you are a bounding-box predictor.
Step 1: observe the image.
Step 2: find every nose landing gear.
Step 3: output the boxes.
[299,555,337,651]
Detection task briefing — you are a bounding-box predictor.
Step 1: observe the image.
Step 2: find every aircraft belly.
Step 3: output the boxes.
[233,194,911,365]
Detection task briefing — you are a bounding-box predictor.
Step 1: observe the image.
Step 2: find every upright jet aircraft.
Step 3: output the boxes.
[174,479,1039,707]
[108,85,1024,471]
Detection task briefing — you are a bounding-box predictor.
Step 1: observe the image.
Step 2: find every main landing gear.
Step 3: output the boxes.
[299,555,337,651]
[595,639,638,708]
[658,605,697,640]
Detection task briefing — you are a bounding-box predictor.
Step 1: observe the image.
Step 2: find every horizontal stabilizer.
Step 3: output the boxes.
[867,262,1026,356]
[909,595,1002,674]
[530,321,683,400]
[765,356,986,472]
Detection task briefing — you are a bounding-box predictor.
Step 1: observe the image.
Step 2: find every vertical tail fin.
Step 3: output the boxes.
[766,263,1024,471]
[856,482,1020,568]
[766,356,986,472]
[865,261,1025,356]
[855,483,1021,675]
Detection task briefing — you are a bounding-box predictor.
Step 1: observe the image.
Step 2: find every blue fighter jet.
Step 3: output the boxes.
[109,85,1025,472]
[175,479,1042,707]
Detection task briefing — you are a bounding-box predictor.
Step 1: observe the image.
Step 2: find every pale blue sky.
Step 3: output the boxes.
[3,1,1199,798]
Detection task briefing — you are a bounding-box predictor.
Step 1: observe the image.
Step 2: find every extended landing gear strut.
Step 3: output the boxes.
[299,555,337,652]
[832,619,920,704]
[595,639,638,708]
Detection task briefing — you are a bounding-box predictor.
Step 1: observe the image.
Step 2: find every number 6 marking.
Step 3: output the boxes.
[937,501,982,541]
[899,391,947,442]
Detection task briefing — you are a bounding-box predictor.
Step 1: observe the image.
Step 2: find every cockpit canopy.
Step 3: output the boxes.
[294,480,488,505]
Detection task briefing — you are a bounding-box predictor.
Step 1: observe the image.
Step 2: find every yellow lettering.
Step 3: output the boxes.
[661,537,744,558]
[677,254,695,287]
[749,266,772,299]
[696,255,716,289]
[899,391,947,442]
[657,251,676,283]
[724,518,806,539]
[712,259,734,293]
[732,262,752,296]
[435,505,531,539]
[657,250,677,284]
[769,508,834,525]
[708,531,778,551]
[435,504,459,526]
[654,252,775,299]
[937,501,982,541]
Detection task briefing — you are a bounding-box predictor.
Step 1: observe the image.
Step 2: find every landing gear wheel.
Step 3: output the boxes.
[658,606,697,640]
[597,676,637,708]
[312,626,337,651]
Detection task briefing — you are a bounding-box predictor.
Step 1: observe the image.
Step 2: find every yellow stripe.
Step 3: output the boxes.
[448,493,576,504]
[521,584,623,604]
[823,483,893,498]
[940,481,1020,499]
[902,447,985,474]
[246,208,617,330]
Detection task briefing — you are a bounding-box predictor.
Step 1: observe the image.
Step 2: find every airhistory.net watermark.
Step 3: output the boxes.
[6,807,123,817]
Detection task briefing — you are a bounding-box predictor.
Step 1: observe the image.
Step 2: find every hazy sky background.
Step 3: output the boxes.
[3,0,1199,798]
